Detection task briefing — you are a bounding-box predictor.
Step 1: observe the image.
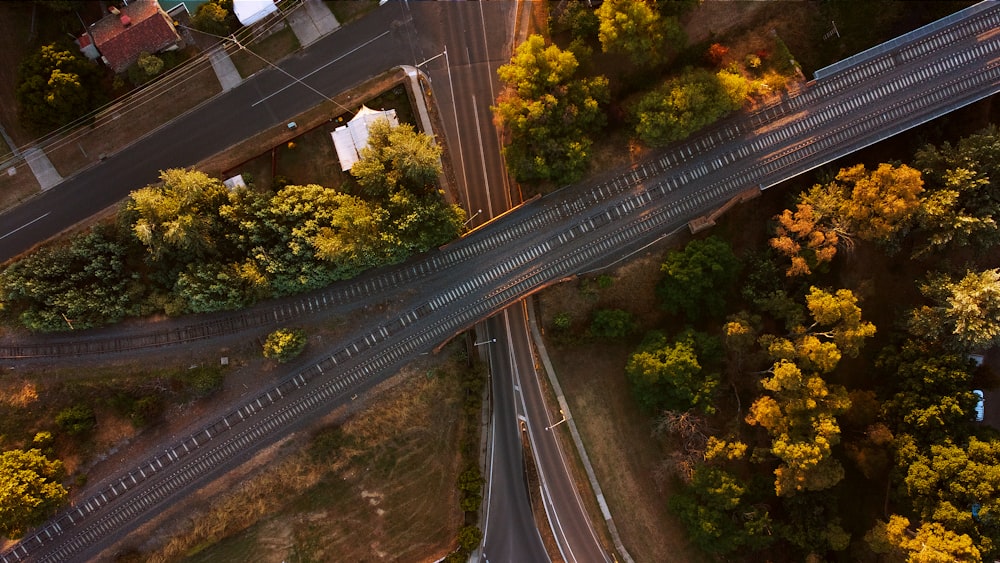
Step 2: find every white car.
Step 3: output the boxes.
[974,390,985,422]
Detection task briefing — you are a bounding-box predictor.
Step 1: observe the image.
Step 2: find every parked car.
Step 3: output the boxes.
[974,390,985,422]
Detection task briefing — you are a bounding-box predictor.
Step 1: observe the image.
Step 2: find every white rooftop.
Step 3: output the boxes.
[331,106,399,171]
[233,0,278,26]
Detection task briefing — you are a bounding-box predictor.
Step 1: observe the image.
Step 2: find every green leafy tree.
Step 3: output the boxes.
[16,42,101,132]
[173,260,268,313]
[909,269,1000,351]
[0,448,68,539]
[914,126,1000,255]
[657,235,740,320]
[262,328,307,363]
[350,119,443,199]
[254,184,381,294]
[779,492,852,557]
[668,465,774,555]
[382,188,464,255]
[0,225,141,331]
[631,68,743,147]
[555,2,600,39]
[626,329,720,414]
[880,341,977,447]
[494,35,609,184]
[589,308,635,340]
[596,0,685,67]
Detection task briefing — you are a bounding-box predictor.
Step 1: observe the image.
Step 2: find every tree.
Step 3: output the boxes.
[909,269,1000,351]
[263,328,307,363]
[657,235,740,320]
[596,0,685,67]
[192,0,233,36]
[669,465,774,555]
[867,515,981,563]
[913,126,1000,255]
[803,286,877,357]
[625,330,720,414]
[382,188,464,255]
[555,2,600,40]
[780,492,852,557]
[631,68,743,147]
[0,448,68,538]
[744,287,873,495]
[769,202,841,277]
[350,119,443,199]
[770,163,922,275]
[836,163,924,244]
[589,309,635,340]
[16,42,101,132]
[746,360,851,496]
[880,341,977,446]
[494,35,609,184]
[173,260,268,313]
[903,437,1000,542]
[125,169,231,264]
[0,225,141,331]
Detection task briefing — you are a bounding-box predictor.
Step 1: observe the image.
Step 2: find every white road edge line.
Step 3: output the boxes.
[505,309,572,562]
[0,212,50,241]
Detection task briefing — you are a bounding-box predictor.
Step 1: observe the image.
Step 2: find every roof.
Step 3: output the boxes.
[90,0,182,73]
[331,107,399,171]
[233,0,278,26]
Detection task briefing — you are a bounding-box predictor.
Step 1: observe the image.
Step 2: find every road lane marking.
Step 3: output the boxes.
[0,212,50,241]
[251,30,391,108]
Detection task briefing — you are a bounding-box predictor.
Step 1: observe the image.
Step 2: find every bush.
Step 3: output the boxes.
[263,328,308,363]
[55,404,96,436]
[590,309,635,340]
[552,312,572,332]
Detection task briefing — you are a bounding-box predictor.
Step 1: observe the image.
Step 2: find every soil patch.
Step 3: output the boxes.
[537,247,701,563]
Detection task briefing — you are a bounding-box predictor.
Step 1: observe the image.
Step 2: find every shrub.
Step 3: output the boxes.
[55,404,96,436]
[263,328,308,363]
[590,309,635,340]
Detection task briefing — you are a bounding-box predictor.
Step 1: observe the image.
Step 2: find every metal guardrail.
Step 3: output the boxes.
[813,0,996,80]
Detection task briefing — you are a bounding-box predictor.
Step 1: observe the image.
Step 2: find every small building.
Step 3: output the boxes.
[85,0,184,74]
[330,106,399,171]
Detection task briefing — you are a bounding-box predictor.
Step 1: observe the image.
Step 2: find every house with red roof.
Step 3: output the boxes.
[83,0,184,73]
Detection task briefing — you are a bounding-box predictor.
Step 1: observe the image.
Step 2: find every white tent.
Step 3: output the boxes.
[331,106,399,171]
[233,0,278,26]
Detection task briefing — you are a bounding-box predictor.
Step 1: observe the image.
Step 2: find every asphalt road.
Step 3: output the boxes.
[480,312,549,563]
[406,0,516,222]
[502,305,610,562]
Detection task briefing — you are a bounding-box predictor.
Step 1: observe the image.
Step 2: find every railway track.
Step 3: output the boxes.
[3,3,1000,560]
